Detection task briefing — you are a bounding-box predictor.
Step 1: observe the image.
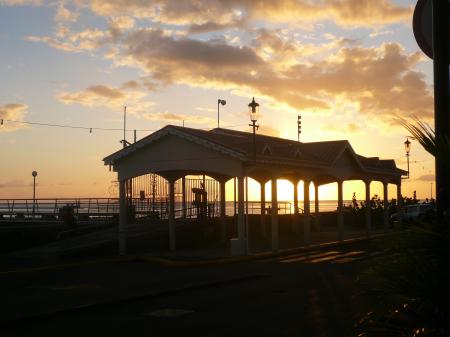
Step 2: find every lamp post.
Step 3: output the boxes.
[217,99,226,128]
[404,137,411,179]
[248,97,259,163]
[32,170,37,218]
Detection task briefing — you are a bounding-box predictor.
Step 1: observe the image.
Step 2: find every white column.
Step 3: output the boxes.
[260,181,266,238]
[271,177,279,253]
[303,180,311,246]
[181,176,186,218]
[220,180,227,243]
[237,175,246,254]
[292,179,299,234]
[365,180,372,237]
[337,180,344,241]
[119,179,127,256]
[234,177,237,216]
[293,181,299,215]
[383,181,389,234]
[314,183,320,231]
[397,182,403,229]
[168,179,176,251]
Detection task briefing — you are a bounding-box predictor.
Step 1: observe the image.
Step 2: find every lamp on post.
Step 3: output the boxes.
[248,97,259,163]
[403,137,411,179]
[217,99,226,128]
[32,170,38,218]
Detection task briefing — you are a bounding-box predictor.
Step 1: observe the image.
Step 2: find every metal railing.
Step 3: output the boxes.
[0,198,120,222]
[0,198,295,223]
[241,201,295,215]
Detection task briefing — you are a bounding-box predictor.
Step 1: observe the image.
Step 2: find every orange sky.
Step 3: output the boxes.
[0,0,437,201]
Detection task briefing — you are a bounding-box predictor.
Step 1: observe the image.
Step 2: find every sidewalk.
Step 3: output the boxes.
[0,230,391,326]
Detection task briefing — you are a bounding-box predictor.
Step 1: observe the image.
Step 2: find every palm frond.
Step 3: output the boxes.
[397,116,450,171]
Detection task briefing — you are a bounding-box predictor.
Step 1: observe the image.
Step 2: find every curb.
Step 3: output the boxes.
[0,232,394,275]
[0,256,134,277]
[134,232,391,267]
[0,273,270,328]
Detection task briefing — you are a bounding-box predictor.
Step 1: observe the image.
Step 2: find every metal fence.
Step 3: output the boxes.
[0,198,294,223]
[0,198,120,222]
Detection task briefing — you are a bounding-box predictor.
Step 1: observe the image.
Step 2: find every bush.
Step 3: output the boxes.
[356,220,450,336]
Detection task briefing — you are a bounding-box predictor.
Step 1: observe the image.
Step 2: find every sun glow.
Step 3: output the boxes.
[226,178,399,203]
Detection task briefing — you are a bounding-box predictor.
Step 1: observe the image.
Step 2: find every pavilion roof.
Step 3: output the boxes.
[103,125,406,176]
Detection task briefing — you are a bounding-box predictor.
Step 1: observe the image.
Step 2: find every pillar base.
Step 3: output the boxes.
[230,238,247,256]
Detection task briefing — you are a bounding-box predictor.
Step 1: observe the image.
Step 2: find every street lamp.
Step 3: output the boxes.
[248,97,260,163]
[217,99,226,128]
[32,170,37,218]
[404,137,411,179]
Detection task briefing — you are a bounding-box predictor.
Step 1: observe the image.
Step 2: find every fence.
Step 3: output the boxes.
[0,198,294,223]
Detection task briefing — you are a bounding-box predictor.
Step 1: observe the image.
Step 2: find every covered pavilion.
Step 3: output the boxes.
[103,125,406,256]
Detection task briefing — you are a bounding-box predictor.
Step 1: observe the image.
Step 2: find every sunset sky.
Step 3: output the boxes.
[0,0,437,201]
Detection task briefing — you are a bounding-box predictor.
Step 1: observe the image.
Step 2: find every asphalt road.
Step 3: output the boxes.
[0,240,386,337]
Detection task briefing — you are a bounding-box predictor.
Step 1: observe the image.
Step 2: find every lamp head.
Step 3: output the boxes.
[248,97,259,122]
[32,171,38,177]
[219,99,226,106]
[404,137,411,155]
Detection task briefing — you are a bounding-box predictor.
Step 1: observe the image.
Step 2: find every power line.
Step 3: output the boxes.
[0,119,249,132]
[0,119,156,132]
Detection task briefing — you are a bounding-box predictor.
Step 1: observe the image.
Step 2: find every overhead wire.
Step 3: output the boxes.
[0,119,249,133]
[0,119,156,132]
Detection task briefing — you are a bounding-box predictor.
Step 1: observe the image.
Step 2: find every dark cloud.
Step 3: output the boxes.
[58,83,155,113]
[115,29,432,119]
[144,112,214,125]
[87,0,411,28]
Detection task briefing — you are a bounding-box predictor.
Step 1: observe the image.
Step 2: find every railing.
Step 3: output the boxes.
[240,201,295,215]
[0,198,294,223]
[0,198,120,222]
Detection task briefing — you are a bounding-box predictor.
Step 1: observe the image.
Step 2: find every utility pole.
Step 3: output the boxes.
[297,115,302,142]
[248,97,259,163]
[123,106,127,149]
[432,0,450,216]
[217,99,226,128]
[32,171,37,219]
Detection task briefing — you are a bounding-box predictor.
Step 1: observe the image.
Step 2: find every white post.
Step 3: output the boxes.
[168,179,176,251]
[234,177,237,216]
[397,182,403,229]
[383,181,389,234]
[220,180,227,243]
[245,176,249,253]
[337,180,344,241]
[271,177,279,253]
[365,180,372,237]
[119,179,127,255]
[182,176,186,218]
[304,180,311,246]
[314,183,320,231]
[292,179,299,234]
[237,175,246,254]
[260,181,266,238]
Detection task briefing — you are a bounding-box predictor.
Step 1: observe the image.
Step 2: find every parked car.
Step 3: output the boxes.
[390,203,435,224]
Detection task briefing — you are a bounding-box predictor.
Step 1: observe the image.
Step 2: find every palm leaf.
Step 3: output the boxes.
[397,116,450,171]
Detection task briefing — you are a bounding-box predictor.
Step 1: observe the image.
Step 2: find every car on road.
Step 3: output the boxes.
[390,203,435,224]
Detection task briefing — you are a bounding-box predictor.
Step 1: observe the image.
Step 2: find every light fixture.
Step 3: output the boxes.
[404,137,411,155]
[248,97,260,163]
[248,97,259,122]
[403,137,412,179]
[217,99,226,128]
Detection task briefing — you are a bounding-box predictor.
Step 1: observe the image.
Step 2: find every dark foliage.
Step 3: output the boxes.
[356,221,450,336]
